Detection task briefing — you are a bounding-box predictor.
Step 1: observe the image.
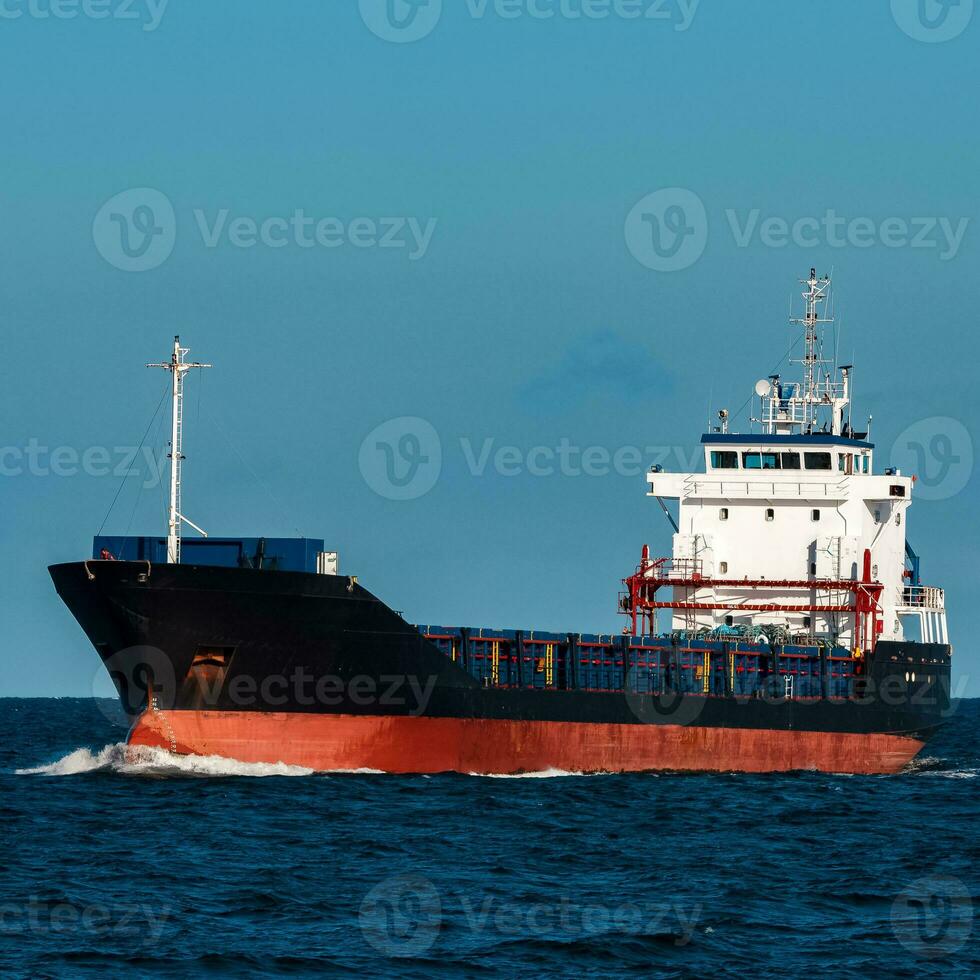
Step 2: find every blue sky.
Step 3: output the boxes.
[1,0,978,696]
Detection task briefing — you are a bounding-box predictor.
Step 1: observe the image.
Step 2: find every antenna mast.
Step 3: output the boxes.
[790,268,833,433]
[751,270,850,437]
[147,336,212,564]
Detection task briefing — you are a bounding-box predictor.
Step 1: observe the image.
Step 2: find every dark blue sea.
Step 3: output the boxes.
[2,698,977,978]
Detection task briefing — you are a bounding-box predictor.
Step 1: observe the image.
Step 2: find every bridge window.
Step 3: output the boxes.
[804,452,832,470]
[710,451,738,469]
[742,452,780,470]
[780,452,801,469]
[862,455,870,474]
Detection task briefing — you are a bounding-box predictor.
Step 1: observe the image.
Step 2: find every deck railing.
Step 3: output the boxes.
[640,557,704,581]
[900,585,945,610]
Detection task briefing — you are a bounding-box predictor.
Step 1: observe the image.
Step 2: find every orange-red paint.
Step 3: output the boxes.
[128,710,924,775]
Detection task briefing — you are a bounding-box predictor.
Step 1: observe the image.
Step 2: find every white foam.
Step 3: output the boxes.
[17,748,589,779]
[318,767,388,775]
[903,755,944,773]
[469,767,599,778]
[901,756,977,779]
[920,768,978,779]
[16,743,314,778]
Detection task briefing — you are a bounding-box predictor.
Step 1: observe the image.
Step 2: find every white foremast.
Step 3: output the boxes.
[147,337,212,564]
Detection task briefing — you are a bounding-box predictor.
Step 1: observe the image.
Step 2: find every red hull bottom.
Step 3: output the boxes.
[128,710,924,775]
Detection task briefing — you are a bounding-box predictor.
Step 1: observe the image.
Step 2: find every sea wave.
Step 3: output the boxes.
[16,743,315,778]
[920,767,979,779]
[17,748,604,780]
[469,767,607,779]
[901,755,977,778]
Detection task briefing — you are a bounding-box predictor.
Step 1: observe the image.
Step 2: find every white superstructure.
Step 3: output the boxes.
[633,271,947,654]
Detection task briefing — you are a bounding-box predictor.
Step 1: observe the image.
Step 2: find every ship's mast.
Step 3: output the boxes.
[790,268,834,434]
[147,337,212,564]
[749,269,852,437]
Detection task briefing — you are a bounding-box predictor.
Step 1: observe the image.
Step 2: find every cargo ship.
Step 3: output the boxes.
[50,272,953,774]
